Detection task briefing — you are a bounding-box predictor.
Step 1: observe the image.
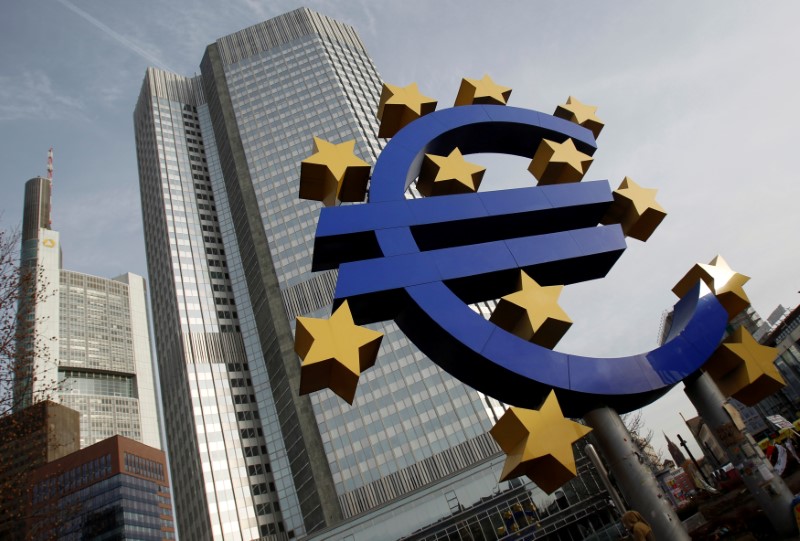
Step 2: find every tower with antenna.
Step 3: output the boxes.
[16,149,60,410]
[21,149,54,243]
[15,148,161,451]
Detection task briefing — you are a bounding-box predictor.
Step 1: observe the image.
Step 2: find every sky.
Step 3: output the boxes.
[2,0,800,461]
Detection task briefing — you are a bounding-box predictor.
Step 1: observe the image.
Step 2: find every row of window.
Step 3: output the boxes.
[124,452,166,481]
[32,453,113,502]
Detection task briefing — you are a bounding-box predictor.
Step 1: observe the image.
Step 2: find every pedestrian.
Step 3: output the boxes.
[622,510,655,541]
[765,439,777,466]
[774,442,788,476]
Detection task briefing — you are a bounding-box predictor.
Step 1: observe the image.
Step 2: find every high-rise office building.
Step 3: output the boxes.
[16,176,161,450]
[28,435,174,539]
[732,304,800,434]
[58,270,160,448]
[133,8,514,540]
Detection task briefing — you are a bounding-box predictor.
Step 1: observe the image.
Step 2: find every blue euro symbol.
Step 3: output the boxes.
[311,105,727,417]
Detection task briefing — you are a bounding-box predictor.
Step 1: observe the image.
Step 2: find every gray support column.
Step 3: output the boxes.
[585,406,690,541]
[584,443,627,516]
[684,372,796,537]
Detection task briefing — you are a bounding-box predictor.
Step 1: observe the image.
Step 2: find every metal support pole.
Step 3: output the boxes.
[678,433,711,485]
[684,371,797,537]
[585,406,690,541]
[584,443,627,516]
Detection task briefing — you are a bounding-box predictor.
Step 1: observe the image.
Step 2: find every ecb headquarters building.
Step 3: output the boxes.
[134,8,616,541]
[17,177,161,450]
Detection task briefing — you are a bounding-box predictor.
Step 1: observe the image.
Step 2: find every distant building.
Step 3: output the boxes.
[659,305,771,347]
[662,303,800,441]
[726,399,770,435]
[15,176,161,449]
[27,435,174,540]
[767,305,790,328]
[730,305,772,343]
[0,401,80,540]
[57,270,160,447]
[684,416,727,467]
[713,304,800,435]
[16,176,61,409]
[760,304,800,425]
[665,433,687,466]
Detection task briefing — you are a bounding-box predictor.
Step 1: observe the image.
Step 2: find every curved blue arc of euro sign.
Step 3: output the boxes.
[312,104,728,417]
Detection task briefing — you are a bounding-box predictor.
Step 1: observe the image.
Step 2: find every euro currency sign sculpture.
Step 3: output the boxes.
[294,77,782,492]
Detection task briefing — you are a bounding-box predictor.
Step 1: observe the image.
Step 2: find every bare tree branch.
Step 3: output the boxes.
[622,410,664,471]
[0,224,67,538]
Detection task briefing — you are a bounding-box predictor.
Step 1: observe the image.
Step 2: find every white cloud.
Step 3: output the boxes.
[0,70,84,121]
[55,0,176,73]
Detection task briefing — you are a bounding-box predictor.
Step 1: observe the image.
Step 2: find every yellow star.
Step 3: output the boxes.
[299,137,371,206]
[528,138,593,185]
[377,82,437,138]
[553,96,604,139]
[601,177,666,241]
[454,74,512,106]
[416,148,486,196]
[706,327,785,406]
[672,255,750,320]
[295,300,383,404]
[489,391,592,493]
[490,271,572,349]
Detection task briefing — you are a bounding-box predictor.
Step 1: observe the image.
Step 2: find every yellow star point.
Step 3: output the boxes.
[706,327,784,406]
[554,96,604,139]
[299,137,371,206]
[601,177,666,241]
[489,391,592,493]
[673,255,750,319]
[528,138,593,185]
[377,82,437,138]
[295,300,383,404]
[490,272,571,349]
[417,148,486,196]
[454,74,512,106]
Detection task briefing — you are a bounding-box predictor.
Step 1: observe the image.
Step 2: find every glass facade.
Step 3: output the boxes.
[133,7,558,541]
[29,442,174,541]
[745,307,800,433]
[210,9,502,516]
[135,70,286,539]
[59,271,135,373]
[57,270,152,447]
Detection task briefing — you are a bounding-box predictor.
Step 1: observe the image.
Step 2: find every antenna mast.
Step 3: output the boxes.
[47,147,53,227]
